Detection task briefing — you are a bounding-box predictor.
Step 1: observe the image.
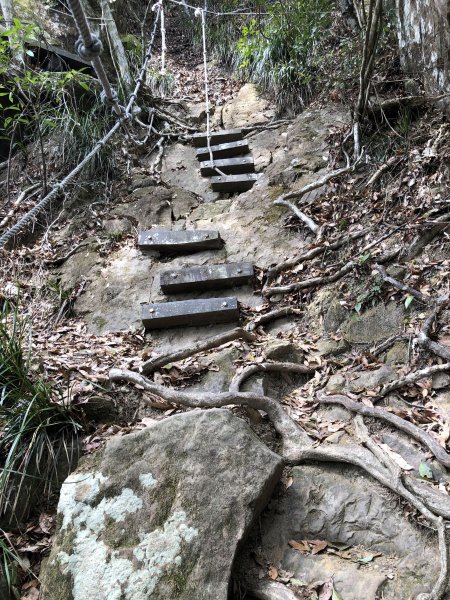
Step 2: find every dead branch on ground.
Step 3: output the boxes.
[375,263,429,303]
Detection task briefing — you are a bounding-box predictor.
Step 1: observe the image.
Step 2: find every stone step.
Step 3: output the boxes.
[160,262,254,294]
[142,297,239,329]
[138,229,223,253]
[195,140,249,162]
[210,174,257,193]
[199,156,255,177]
[192,129,244,148]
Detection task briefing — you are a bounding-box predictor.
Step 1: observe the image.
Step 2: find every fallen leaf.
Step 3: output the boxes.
[310,539,328,555]
[39,512,55,535]
[288,539,310,552]
[419,462,434,480]
[268,565,278,580]
[378,443,414,470]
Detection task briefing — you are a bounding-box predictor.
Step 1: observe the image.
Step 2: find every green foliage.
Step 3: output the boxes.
[0,17,115,177]
[235,0,333,113]
[0,302,81,524]
[145,67,175,98]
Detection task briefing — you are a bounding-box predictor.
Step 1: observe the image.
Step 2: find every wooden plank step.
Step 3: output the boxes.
[192,129,244,148]
[138,230,223,253]
[199,156,254,177]
[196,140,249,161]
[210,174,257,193]
[160,262,254,294]
[142,297,239,330]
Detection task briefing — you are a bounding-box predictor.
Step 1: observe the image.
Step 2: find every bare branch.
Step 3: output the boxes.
[380,363,450,398]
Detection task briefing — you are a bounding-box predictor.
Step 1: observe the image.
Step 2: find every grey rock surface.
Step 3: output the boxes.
[40,409,283,600]
[238,463,439,600]
[342,302,404,344]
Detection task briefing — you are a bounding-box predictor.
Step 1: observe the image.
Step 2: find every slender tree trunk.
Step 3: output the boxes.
[99,0,133,95]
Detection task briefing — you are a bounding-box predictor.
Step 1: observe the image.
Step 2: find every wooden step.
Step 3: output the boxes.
[210,174,257,193]
[192,129,243,148]
[199,156,255,177]
[160,262,254,294]
[142,297,239,329]
[196,140,249,162]
[138,230,223,253]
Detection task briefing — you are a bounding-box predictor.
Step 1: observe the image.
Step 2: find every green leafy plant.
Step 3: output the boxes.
[0,302,81,526]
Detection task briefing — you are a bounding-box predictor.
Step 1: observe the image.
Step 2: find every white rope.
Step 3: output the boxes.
[198,7,226,177]
[167,0,268,16]
[160,1,167,74]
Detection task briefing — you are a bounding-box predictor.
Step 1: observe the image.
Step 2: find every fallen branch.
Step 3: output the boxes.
[140,327,256,375]
[109,368,313,455]
[0,183,41,229]
[375,263,429,303]
[417,296,450,361]
[230,361,313,393]
[274,198,320,235]
[317,392,450,469]
[246,307,303,331]
[365,155,400,188]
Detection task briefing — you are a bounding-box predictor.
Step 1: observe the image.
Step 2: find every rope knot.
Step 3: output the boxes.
[100,88,119,108]
[75,34,103,60]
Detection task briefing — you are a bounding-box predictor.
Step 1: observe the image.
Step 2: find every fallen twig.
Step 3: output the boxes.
[140,327,255,375]
[380,363,450,398]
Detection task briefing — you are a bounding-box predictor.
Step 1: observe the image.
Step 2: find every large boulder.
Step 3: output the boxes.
[238,463,440,599]
[222,84,275,129]
[40,409,283,600]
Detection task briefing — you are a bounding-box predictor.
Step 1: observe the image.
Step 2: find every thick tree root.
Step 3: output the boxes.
[246,307,303,331]
[380,363,450,397]
[317,392,450,468]
[109,368,313,455]
[140,327,255,374]
[229,362,313,393]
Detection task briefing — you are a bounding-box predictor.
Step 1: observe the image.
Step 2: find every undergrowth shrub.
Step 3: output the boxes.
[0,302,81,528]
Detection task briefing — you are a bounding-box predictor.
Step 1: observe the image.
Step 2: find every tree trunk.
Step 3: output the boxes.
[395,0,449,112]
[99,0,133,94]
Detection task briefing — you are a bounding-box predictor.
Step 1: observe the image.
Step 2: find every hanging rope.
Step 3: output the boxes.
[67,0,122,116]
[0,5,162,250]
[158,0,167,75]
[198,6,226,177]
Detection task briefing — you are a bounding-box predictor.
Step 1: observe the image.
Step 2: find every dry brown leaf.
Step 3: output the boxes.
[288,539,310,552]
[310,539,328,555]
[268,565,278,580]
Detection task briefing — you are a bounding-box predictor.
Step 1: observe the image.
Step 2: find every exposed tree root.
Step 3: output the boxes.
[230,362,313,393]
[417,295,450,361]
[109,368,313,455]
[317,392,450,469]
[406,212,450,261]
[140,327,255,375]
[274,198,320,236]
[375,263,429,303]
[266,228,368,280]
[365,155,400,187]
[246,307,303,332]
[380,363,450,397]
[246,580,299,600]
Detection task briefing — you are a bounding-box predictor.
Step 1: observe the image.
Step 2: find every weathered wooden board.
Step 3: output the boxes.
[195,140,249,161]
[199,156,255,177]
[160,262,254,294]
[138,230,223,253]
[192,129,244,148]
[142,297,239,329]
[210,174,257,193]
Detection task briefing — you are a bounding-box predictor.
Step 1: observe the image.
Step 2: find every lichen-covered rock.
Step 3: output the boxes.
[237,463,439,599]
[40,409,283,600]
[342,302,404,344]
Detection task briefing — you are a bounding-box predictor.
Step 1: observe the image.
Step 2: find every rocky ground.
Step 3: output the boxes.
[1,20,450,600]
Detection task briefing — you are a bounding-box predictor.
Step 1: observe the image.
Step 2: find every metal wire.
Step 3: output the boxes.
[67,0,122,116]
[0,5,162,249]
